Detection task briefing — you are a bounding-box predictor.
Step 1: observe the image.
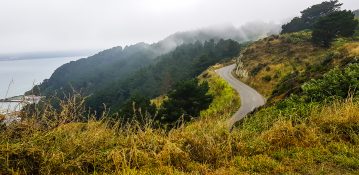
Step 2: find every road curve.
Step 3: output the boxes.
[215,64,266,127]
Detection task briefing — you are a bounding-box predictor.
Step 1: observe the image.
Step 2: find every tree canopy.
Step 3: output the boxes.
[311,10,358,47]
[281,0,342,34]
[158,79,213,125]
[118,94,156,123]
[86,39,241,115]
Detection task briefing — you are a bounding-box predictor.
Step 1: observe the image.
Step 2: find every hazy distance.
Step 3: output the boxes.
[0,0,358,55]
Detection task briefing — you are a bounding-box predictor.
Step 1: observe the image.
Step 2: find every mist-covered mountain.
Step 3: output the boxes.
[354,9,359,17]
[86,39,241,113]
[31,22,280,112]
[156,22,280,53]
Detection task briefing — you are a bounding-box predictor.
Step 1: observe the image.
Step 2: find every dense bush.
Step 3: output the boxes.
[281,31,311,44]
[302,63,359,101]
[262,75,272,82]
[271,71,299,97]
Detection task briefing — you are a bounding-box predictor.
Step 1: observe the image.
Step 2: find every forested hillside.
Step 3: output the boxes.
[31,24,277,114]
[35,43,158,95]
[87,39,241,113]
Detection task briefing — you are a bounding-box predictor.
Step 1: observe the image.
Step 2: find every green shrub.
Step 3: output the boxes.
[262,75,272,82]
[272,71,299,96]
[250,63,268,76]
[302,63,359,101]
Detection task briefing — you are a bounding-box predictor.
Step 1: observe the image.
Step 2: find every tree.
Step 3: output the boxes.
[119,94,156,123]
[281,0,342,34]
[281,17,307,34]
[353,9,359,17]
[158,79,213,125]
[312,10,358,47]
[300,0,342,21]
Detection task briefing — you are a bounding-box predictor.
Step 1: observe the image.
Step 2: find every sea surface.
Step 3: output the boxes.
[0,56,84,113]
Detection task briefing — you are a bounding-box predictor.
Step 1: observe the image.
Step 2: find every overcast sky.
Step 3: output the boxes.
[0,0,358,54]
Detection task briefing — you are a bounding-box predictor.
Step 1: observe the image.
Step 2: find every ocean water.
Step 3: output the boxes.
[0,102,23,114]
[0,56,84,112]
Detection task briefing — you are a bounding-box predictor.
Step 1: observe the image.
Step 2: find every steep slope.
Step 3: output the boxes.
[2,60,359,174]
[216,64,265,126]
[36,43,158,95]
[235,31,359,103]
[87,39,241,113]
[32,23,279,99]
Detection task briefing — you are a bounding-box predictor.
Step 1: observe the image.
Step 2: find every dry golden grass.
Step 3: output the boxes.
[1,93,358,174]
[0,67,242,174]
[151,95,168,108]
[238,31,359,100]
[261,120,319,149]
[342,42,359,57]
[0,114,4,121]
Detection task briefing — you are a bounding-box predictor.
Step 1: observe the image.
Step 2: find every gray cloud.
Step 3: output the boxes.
[0,0,358,54]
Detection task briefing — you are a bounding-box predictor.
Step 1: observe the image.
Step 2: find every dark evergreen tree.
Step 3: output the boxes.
[300,0,342,21]
[281,17,307,34]
[281,0,342,34]
[158,79,213,125]
[119,93,156,123]
[312,10,358,47]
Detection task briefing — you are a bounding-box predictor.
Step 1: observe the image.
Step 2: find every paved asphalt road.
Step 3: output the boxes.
[215,64,266,127]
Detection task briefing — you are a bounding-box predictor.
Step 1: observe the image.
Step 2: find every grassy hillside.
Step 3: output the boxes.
[1,61,359,174]
[2,1,359,174]
[1,26,359,174]
[0,66,242,174]
[235,30,359,103]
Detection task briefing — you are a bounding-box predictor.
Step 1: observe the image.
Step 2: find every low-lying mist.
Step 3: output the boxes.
[154,21,281,54]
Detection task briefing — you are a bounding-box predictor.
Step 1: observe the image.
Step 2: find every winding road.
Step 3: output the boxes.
[215,64,266,127]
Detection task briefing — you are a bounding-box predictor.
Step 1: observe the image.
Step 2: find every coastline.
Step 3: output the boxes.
[0,95,43,125]
[0,56,85,98]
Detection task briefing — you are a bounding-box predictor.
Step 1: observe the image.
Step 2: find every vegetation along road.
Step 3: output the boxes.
[216,64,266,127]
